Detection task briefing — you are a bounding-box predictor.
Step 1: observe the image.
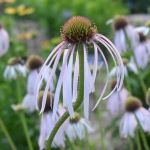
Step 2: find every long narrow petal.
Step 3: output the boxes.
[72,52,79,102]
[83,44,90,119]
[52,49,70,119]
[97,34,124,91]
[92,42,109,110]
[35,42,66,99]
[92,43,98,92]
[62,50,68,107]
[35,50,60,109]
[96,37,120,99]
[66,46,75,117]
[95,36,119,92]
[40,49,63,113]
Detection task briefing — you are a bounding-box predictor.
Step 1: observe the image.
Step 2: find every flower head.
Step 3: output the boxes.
[35,16,124,119]
[113,16,128,31]
[61,16,97,43]
[112,15,139,54]
[27,55,44,70]
[0,25,9,56]
[65,112,93,141]
[125,96,142,112]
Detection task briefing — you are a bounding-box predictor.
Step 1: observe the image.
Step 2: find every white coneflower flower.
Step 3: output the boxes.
[12,55,55,112]
[38,91,65,149]
[107,80,129,115]
[134,32,150,69]
[120,96,150,138]
[0,25,9,56]
[110,58,137,77]
[4,57,27,80]
[35,16,124,119]
[65,113,93,141]
[112,16,138,54]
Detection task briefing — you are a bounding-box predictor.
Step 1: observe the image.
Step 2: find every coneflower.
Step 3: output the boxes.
[0,25,9,56]
[12,55,54,112]
[65,112,93,142]
[134,32,150,69]
[120,96,150,138]
[35,16,124,119]
[112,16,138,54]
[35,16,125,149]
[4,56,27,80]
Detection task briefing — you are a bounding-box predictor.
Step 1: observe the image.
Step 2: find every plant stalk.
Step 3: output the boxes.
[45,46,84,150]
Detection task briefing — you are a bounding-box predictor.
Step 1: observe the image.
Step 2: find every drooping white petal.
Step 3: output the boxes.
[35,49,62,109]
[92,42,109,110]
[83,44,91,119]
[40,50,63,113]
[91,43,98,92]
[114,30,126,53]
[72,52,79,102]
[135,108,150,133]
[65,46,75,117]
[125,25,139,49]
[95,36,120,96]
[62,50,68,107]
[97,36,121,93]
[52,49,70,119]
[119,112,137,138]
[97,34,124,93]
[22,94,35,112]
[35,42,66,100]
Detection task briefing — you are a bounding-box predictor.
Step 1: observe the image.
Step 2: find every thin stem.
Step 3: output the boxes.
[139,128,149,150]
[133,56,147,94]
[124,76,132,94]
[135,130,142,150]
[0,118,17,150]
[16,77,33,150]
[45,45,84,150]
[128,136,134,150]
[135,115,149,150]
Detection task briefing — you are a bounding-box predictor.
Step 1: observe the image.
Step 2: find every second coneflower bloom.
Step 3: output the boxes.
[35,16,124,119]
[120,96,150,138]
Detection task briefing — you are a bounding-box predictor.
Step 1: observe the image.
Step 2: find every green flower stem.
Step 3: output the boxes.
[133,56,147,94]
[128,136,134,150]
[124,76,131,94]
[139,128,149,150]
[135,130,142,150]
[0,118,17,150]
[135,115,149,150]
[45,45,84,150]
[16,77,33,150]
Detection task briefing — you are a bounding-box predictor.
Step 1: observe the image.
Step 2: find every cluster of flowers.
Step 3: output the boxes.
[3,53,93,149]
[107,15,150,141]
[2,15,150,149]
[0,16,125,149]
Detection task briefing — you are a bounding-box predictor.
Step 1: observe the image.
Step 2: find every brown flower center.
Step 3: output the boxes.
[61,16,97,43]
